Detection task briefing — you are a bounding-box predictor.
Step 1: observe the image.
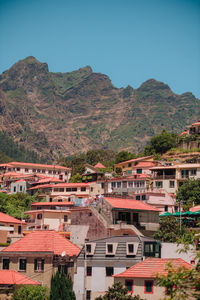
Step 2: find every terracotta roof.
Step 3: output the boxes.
[104,197,161,211]
[132,161,156,168]
[31,202,74,206]
[0,212,26,225]
[14,179,26,183]
[52,182,91,187]
[179,130,189,136]
[191,121,200,126]
[28,184,54,190]
[36,177,65,184]
[0,270,40,285]
[114,258,191,278]
[115,156,153,166]
[190,205,200,212]
[94,162,106,169]
[151,163,200,170]
[7,161,71,170]
[2,230,80,256]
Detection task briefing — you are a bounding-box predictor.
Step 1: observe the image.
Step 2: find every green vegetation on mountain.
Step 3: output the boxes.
[0,56,200,158]
[0,131,48,163]
[144,129,177,155]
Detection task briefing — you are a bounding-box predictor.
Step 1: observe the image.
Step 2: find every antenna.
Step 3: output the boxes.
[61,251,66,257]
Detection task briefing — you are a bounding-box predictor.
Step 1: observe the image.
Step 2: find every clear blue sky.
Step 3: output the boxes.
[0,0,200,97]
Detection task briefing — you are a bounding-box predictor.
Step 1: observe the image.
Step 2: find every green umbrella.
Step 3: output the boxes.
[172,212,182,216]
[182,211,194,216]
[192,210,200,215]
[160,212,172,217]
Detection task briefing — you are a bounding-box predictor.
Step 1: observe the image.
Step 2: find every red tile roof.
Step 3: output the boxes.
[132,161,156,168]
[28,184,54,190]
[36,177,64,184]
[114,258,191,278]
[115,156,153,165]
[2,230,80,256]
[8,161,71,170]
[94,162,106,169]
[31,202,74,206]
[190,205,200,212]
[0,212,26,225]
[179,130,189,136]
[104,197,161,212]
[191,121,200,126]
[0,270,40,285]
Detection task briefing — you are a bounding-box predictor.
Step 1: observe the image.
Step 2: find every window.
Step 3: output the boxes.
[190,169,197,176]
[37,214,42,220]
[128,181,133,187]
[86,244,91,253]
[142,195,146,200]
[65,171,68,175]
[128,244,134,253]
[107,244,113,253]
[125,280,133,292]
[64,215,68,222]
[34,258,44,272]
[111,182,116,188]
[106,267,113,276]
[106,243,118,255]
[19,258,26,271]
[128,163,132,167]
[87,266,92,276]
[17,168,20,171]
[72,188,77,192]
[25,168,29,172]
[136,195,140,200]
[86,243,96,255]
[86,290,91,300]
[126,242,139,256]
[136,169,142,174]
[169,181,175,188]
[144,242,161,258]
[90,187,93,192]
[155,181,163,188]
[42,170,45,173]
[58,264,68,274]
[101,183,104,189]
[59,188,64,192]
[144,280,153,294]
[66,188,72,192]
[117,182,121,188]
[18,225,22,234]
[33,169,36,173]
[13,186,16,192]
[2,258,10,269]
[81,187,86,191]
[48,170,52,174]
[20,185,23,192]
[53,170,56,174]
[37,169,41,173]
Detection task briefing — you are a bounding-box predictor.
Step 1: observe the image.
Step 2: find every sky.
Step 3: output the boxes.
[0,0,200,97]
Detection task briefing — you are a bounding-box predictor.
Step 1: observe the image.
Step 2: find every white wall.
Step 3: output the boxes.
[161,243,196,264]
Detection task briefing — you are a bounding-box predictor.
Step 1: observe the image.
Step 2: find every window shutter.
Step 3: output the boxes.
[34,259,37,271]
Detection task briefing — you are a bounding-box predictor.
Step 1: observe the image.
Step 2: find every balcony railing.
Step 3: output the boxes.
[154,175,175,180]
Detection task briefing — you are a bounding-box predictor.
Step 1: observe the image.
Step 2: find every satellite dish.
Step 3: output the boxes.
[61,251,66,257]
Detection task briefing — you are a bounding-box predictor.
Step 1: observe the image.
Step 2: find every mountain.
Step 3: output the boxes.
[0,56,200,159]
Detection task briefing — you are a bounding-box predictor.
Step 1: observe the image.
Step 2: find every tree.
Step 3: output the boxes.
[156,262,200,300]
[0,192,37,219]
[70,173,82,183]
[49,270,76,300]
[154,216,189,243]
[115,151,135,164]
[12,285,48,300]
[95,282,144,300]
[176,178,200,209]
[144,129,177,155]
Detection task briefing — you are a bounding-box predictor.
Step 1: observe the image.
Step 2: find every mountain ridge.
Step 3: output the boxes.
[0,56,199,159]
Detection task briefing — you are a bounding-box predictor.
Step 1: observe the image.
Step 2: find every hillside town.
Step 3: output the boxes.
[0,121,200,300]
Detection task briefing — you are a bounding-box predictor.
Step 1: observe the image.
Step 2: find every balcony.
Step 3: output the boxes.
[154,175,175,180]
